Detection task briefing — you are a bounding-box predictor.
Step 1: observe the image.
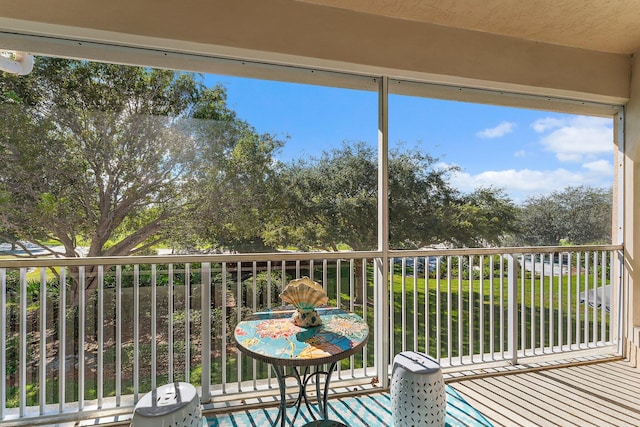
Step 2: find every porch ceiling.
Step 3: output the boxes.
[1,0,639,55]
[298,0,640,55]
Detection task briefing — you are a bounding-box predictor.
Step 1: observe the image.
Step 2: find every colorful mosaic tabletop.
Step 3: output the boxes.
[234,308,369,366]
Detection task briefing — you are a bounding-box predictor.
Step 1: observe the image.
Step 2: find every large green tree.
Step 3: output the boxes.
[514,185,612,246]
[264,142,378,251]
[266,142,517,251]
[0,58,282,292]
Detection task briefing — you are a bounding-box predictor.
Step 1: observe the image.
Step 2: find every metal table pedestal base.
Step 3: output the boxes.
[271,362,337,427]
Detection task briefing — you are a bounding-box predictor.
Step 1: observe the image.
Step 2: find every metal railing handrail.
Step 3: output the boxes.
[0,244,623,268]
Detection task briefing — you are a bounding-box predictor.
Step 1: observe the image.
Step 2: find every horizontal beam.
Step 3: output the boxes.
[0,0,631,104]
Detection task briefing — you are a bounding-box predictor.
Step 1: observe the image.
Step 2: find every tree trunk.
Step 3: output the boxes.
[353,261,371,306]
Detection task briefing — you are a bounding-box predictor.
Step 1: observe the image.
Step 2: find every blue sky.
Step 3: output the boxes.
[208,74,614,203]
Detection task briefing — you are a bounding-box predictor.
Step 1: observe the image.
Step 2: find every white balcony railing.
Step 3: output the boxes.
[0,245,624,425]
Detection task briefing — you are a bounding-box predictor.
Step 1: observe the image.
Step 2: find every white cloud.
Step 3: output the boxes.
[531,117,565,133]
[582,159,614,175]
[476,121,516,139]
[533,115,613,163]
[514,150,527,158]
[449,164,613,203]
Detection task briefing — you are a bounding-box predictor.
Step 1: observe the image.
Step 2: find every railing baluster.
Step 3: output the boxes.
[401,257,406,352]
[584,253,590,345]
[266,261,272,389]
[151,264,157,390]
[499,255,505,358]
[133,265,139,402]
[281,260,286,294]
[468,256,474,360]
[507,254,518,365]
[350,258,356,378]
[168,264,174,383]
[558,253,563,350]
[185,263,191,384]
[19,268,26,417]
[0,268,5,419]
[200,262,212,403]
[266,261,272,310]
[78,266,85,411]
[575,252,582,348]
[350,259,355,312]
[592,251,599,344]
[490,255,496,359]
[436,257,441,364]
[539,254,545,353]
[361,258,367,377]
[97,265,104,408]
[530,254,536,355]
[237,261,242,392]
[39,267,46,415]
[222,262,227,394]
[549,253,555,352]
[447,256,452,364]
[251,261,257,390]
[335,258,342,380]
[458,256,463,364]
[201,262,211,403]
[567,253,573,350]
[336,259,341,310]
[58,267,67,411]
[413,257,419,352]
[600,251,613,344]
[424,257,430,355]
[323,258,328,296]
[520,254,526,356]
[115,266,121,406]
[480,255,485,361]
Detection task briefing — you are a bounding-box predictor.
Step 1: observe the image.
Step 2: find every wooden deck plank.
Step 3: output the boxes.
[549,363,636,391]
[569,362,640,393]
[451,382,539,427]
[496,373,635,426]
[450,360,640,427]
[451,377,594,427]
[543,365,640,408]
[526,371,638,423]
[492,375,606,426]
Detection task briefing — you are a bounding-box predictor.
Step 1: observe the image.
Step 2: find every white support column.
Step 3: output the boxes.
[375,76,390,388]
[624,54,640,355]
[614,108,625,356]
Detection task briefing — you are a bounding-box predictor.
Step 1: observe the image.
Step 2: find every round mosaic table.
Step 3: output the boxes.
[234,307,369,427]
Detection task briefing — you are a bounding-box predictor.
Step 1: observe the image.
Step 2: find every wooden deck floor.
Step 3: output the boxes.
[46,358,640,427]
[449,359,640,427]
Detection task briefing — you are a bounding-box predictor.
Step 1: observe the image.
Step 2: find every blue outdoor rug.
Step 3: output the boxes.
[206,385,493,426]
